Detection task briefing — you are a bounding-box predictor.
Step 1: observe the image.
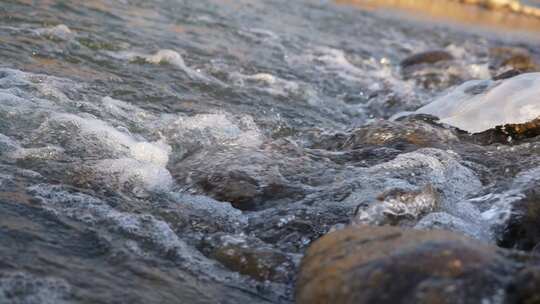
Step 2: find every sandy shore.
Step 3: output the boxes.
[335,0,540,34]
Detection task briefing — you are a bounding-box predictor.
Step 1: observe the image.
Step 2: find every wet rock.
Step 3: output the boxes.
[367,148,481,204]
[499,173,540,250]
[489,47,538,77]
[154,194,246,235]
[493,69,523,80]
[352,185,441,226]
[400,50,454,69]
[507,266,540,304]
[296,225,513,304]
[341,117,457,152]
[399,50,468,90]
[416,73,540,134]
[293,147,482,242]
[199,233,296,283]
[468,117,540,145]
[173,148,308,211]
[246,205,349,253]
[304,146,403,167]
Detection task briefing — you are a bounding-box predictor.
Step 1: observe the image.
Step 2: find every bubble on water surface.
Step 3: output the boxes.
[94,158,173,193]
[163,112,263,160]
[107,49,211,81]
[33,112,170,165]
[230,72,320,105]
[34,24,74,41]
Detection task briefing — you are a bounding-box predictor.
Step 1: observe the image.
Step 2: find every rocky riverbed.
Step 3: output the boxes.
[1,0,540,303]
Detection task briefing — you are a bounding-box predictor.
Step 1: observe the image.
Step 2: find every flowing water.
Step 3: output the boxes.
[1,0,540,303]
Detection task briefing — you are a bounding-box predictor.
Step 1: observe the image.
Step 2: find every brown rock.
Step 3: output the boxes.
[467,117,540,145]
[400,50,454,68]
[296,226,512,304]
[353,185,441,226]
[341,117,457,152]
[489,47,538,77]
[199,233,295,283]
[400,51,462,90]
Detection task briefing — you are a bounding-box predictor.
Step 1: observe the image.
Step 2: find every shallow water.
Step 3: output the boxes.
[1,0,540,303]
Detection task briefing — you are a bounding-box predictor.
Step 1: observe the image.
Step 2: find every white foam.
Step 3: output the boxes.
[416,73,540,133]
[108,49,186,68]
[107,49,210,81]
[95,158,173,193]
[231,72,320,105]
[39,113,170,165]
[145,49,186,67]
[163,113,263,159]
[34,24,73,40]
[310,47,369,84]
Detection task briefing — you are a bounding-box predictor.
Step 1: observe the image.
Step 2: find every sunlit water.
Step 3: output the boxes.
[1,0,540,303]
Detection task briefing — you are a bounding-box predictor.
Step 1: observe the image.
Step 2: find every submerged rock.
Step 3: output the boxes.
[352,185,441,226]
[400,50,464,90]
[499,169,540,251]
[507,266,540,304]
[341,117,458,152]
[400,50,454,69]
[173,148,307,211]
[296,225,514,304]
[489,47,538,77]
[199,233,296,283]
[416,73,540,134]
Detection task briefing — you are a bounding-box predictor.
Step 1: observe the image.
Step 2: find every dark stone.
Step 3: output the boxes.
[493,69,523,80]
[173,148,307,211]
[467,118,540,145]
[340,118,457,152]
[507,266,540,304]
[400,50,454,68]
[499,179,540,251]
